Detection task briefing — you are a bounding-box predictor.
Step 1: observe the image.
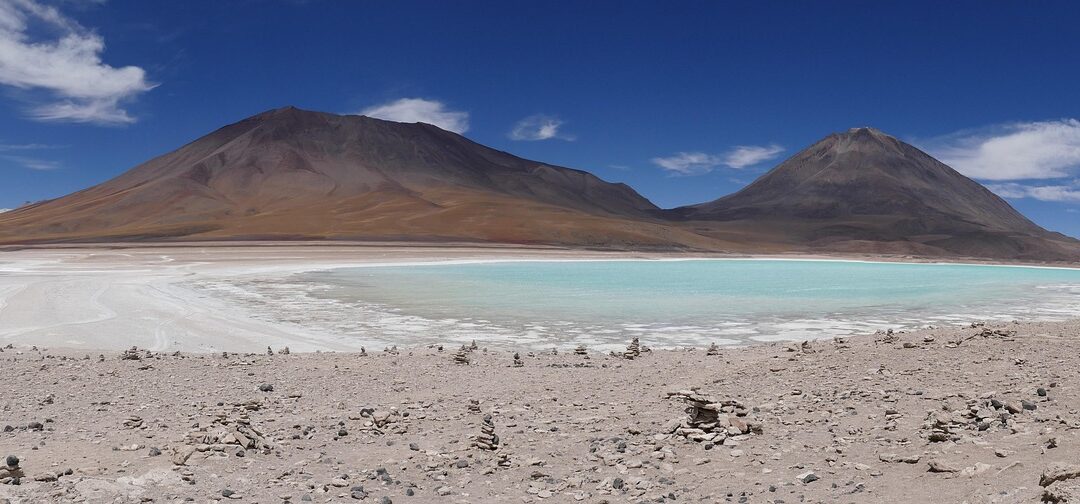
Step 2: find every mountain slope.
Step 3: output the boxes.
[676,127,1079,260]
[0,107,716,248]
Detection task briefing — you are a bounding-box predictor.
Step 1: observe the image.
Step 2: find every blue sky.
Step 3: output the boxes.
[2,1,1080,236]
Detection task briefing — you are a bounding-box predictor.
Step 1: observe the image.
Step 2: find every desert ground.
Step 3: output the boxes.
[2,245,1080,503]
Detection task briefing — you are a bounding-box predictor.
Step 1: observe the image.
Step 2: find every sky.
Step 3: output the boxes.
[2,1,1080,236]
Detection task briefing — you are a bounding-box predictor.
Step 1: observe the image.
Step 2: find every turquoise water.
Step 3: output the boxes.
[205,260,1080,349]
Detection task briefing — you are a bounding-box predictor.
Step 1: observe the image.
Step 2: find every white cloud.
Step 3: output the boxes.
[651,152,724,176]
[722,144,785,169]
[925,119,1080,180]
[0,0,155,124]
[509,114,573,141]
[987,182,1080,203]
[358,98,469,134]
[652,143,784,175]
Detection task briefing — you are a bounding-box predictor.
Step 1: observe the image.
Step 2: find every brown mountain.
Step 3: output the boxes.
[675,127,1079,260]
[0,107,715,249]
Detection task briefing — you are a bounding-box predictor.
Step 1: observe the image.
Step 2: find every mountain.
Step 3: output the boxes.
[675,127,1079,260]
[0,112,1075,261]
[0,107,715,249]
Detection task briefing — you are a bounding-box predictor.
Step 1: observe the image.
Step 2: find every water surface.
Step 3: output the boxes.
[195,259,1080,349]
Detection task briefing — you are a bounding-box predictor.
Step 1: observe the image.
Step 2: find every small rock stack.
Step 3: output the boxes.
[184,412,273,456]
[665,389,760,444]
[120,346,142,361]
[123,415,144,429]
[1,455,23,484]
[624,338,641,359]
[474,414,500,451]
[574,345,588,356]
[281,346,290,355]
[706,343,720,356]
[359,408,406,434]
[467,399,481,414]
[266,346,274,356]
[512,352,524,367]
[453,346,470,365]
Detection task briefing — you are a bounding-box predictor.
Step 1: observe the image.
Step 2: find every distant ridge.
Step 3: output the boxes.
[0,109,1076,261]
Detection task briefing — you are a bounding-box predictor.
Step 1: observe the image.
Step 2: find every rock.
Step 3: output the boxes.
[1038,387,1048,397]
[512,352,524,367]
[148,447,162,457]
[1041,463,1080,487]
[879,453,921,464]
[4,455,17,468]
[258,383,274,392]
[436,486,452,496]
[797,471,819,483]
[666,390,759,443]
[1022,400,1037,411]
[927,459,960,473]
[171,446,196,466]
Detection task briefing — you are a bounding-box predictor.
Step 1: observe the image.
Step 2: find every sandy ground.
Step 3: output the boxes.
[2,320,1080,503]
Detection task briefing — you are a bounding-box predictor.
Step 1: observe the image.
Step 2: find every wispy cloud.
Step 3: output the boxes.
[652,143,784,175]
[651,152,723,176]
[509,114,574,141]
[722,144,785,169]
[0,141,61,170]
[2,154,59,170]
[923,119,1080,180]
[357,98,469,134]
[987,181,1080,203]
[0,0,156,124]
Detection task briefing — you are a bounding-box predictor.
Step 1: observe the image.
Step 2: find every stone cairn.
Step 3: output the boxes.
[512,352,524,367]
[176,411,273,465]
[453,346,471,365]
[281,346,290,355]
[467,399,482,414]
[1,455,23,485]
[359,407,407,434]
[923,395,1034,442]
[470,340,479,351]
[120,346,142,361]
[474,414,500,451]
[359,347,367,357]
[623,337,642,359]
[266,346,274,356]
[574,344,588,356]
[665,389,761,445]
[706,343,720,356]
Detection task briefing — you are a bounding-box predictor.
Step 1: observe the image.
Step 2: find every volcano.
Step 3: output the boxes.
[0,107,713,249]
[675,127,1079,260]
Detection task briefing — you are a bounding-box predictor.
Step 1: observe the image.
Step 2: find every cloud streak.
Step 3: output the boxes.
[722,144,785,169]
[924,119,1080,181]
[358,98,469,134]
[652,143,784,175]
[509,114,573,141]
[0,0,156,124]
[987,182,1080,203]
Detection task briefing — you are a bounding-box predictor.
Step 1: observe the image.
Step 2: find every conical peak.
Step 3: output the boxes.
[825,126,906,156]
